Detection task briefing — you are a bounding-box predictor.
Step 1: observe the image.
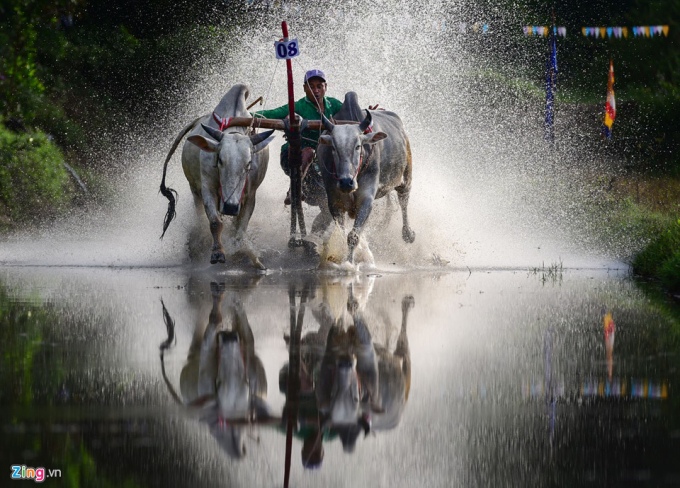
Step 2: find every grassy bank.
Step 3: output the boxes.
[632,215,680,293]
[603,177,680,293]
[0,120,75,228]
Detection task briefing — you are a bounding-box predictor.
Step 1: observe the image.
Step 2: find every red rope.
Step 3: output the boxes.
[212,112,232,131]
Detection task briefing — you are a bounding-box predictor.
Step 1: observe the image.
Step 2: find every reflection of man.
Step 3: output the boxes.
[279,361,333,469]
[252,69,342,206]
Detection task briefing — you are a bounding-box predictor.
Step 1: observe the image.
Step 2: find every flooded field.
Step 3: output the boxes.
[1,265,678,487]
[2,0,679,485]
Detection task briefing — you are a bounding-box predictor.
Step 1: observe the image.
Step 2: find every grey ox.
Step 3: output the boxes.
[160,282,275,459]
[316,293,414,451]
[159,84,275,269]
[317,93,416,262]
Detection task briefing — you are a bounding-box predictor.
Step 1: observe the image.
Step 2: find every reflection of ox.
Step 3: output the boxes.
[159,84,275,268]
[316,293,414,450]
[282,282,413,452]
[317,93,416,262]
[160,282,275,459]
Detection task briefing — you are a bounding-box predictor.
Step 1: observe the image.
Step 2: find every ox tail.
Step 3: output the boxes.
[159,298,184,406]
[159,114,203,239]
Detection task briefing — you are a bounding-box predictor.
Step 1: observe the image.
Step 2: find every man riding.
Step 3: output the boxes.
[252,69,342,206]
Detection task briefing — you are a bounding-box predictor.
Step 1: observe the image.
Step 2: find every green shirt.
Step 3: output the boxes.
[252,96,343,151]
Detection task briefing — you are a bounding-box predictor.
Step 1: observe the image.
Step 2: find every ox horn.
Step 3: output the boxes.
[249,129,275,147]
[321,114,335,133]
[201,123,224,142]
[359,110,372,133]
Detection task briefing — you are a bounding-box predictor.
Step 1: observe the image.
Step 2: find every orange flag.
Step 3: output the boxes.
[604,312,616,380]
[602,60,616,139]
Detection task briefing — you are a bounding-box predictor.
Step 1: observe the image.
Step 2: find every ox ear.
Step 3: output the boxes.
[319,135,333,146]
[253,397,276,421]
[188,135,219,153]
[361,132,388,145]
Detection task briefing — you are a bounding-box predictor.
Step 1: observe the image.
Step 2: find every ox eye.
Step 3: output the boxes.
[355,146,360,151]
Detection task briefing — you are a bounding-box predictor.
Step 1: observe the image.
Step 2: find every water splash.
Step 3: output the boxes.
[0,0,629,270]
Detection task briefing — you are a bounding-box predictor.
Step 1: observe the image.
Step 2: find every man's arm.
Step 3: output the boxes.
[328,97,344,118]
[251,104,291,120]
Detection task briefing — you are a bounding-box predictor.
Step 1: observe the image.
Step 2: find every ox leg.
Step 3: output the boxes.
[395,185,415,244]
[203,192,226,264]
[187,192,207,261]
[396,146,416,243]
[233,193,265,270]
[347,289,380,409]
[347,193,374,263]
[395,295,414,401]
[312,198,334,235]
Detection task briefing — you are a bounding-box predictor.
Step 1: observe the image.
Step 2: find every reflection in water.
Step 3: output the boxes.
[3,268,679,486]
[160,281,278,459]
[157,275,413,481]
[604,311,616,381]
[280,278,413,473]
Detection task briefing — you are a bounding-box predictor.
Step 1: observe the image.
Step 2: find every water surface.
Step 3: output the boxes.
[1,265,678,487]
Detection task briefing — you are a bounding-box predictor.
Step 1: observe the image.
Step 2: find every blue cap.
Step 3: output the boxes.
[304,69,327,83]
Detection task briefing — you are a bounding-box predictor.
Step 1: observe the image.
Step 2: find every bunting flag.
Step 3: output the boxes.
[544,27,557,143]
[582,25,664,38]
[602,60,616,139]
[457,22,491,34]
[524,26,566,37]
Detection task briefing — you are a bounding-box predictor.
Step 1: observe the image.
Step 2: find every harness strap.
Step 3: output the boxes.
[212,112,232,131]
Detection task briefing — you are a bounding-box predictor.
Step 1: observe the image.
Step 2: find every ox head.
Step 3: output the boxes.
[188,125,275,216]
[197,329,274,459]
[316,332,376,444]
[318,110,387,193]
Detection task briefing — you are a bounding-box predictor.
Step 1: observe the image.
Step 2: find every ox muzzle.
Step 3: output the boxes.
[218,330,239,344]
[221,202,241,216]
[338,177,357,193]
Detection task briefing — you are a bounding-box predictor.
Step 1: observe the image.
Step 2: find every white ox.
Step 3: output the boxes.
[159,84,275,269]
[160,281,275,459]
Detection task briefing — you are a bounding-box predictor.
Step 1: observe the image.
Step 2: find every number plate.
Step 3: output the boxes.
[274,39,300,59]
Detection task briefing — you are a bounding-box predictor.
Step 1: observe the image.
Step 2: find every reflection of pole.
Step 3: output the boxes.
[284,282,306,488]
[282,21,305,248]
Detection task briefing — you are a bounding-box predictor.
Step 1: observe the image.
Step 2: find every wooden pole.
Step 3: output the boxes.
[282,21,306,248]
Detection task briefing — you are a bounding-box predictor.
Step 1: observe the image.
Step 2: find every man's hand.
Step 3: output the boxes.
[368,104,385,111]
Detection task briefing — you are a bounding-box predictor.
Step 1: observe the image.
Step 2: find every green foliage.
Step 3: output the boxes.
[633,218,680,292]
[0,121,73,222]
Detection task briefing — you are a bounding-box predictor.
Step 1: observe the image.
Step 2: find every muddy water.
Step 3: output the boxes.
[1,265,678,487]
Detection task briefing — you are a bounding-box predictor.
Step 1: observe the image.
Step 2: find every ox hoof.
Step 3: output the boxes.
[347,297,360,314]
[288,237,304,249]
[211,282,227,294]
[402,227,416,244]
[347,231,359,249]
[210,251,226,264]
[253,258,266,271]
[303,240,318,257]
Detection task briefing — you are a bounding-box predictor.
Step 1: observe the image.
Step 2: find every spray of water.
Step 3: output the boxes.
[0,0,630,270]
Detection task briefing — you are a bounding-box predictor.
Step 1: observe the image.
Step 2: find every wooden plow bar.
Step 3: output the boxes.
[225,117,359,130]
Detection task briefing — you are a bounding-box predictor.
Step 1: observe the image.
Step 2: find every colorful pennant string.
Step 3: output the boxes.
[582,25,668,38]
[458,23,489,34]
[523,26,567,37]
